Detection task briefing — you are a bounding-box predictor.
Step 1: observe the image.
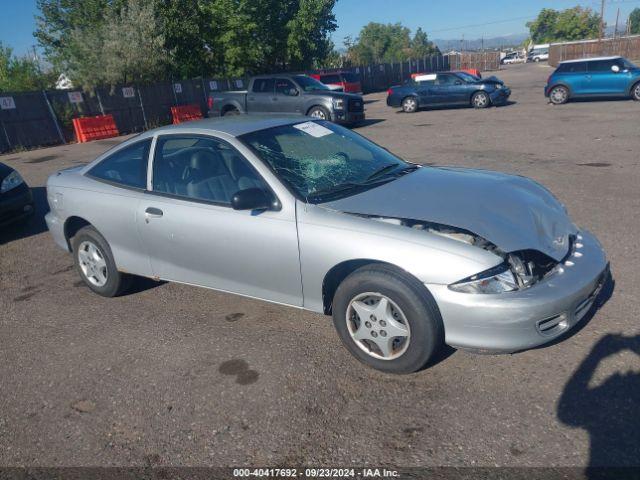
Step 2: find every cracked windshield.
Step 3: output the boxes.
[240,121,417,202]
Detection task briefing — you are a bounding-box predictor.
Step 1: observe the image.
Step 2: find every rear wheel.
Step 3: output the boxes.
[222,107,240,116]
[631,82,640,101]
[332,264,443,374]
[401,96,418,113]
[549,85,569,105]
[471,91,490,109]
[308,105,330,120]
[72,226,131,297]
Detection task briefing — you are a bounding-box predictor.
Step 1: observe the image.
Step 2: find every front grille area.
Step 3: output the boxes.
[348,99,363,112]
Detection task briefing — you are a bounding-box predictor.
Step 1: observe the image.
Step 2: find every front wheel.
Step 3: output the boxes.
[631,82,640,101]
[308,106,330,120]
[401,96,418,113]
[332,264,443,374]
[471,91,490,109]
[72,225,131,297]
[549,85,569,105]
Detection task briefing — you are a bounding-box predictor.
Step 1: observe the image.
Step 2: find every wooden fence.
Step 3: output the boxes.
[549,35,640,66]
[447,52,501,72]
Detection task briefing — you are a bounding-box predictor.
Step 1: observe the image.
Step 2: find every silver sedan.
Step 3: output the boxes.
[45,116,609,373]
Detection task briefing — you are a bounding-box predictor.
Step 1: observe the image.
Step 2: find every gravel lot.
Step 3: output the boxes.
[1,63,638,470]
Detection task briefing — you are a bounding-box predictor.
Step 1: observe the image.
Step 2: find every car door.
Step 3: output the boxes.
[137,134,303,306]
[273,78,304,114]
[588,58,631,95]
[83,138,155,277]
[431,73,467,104]
[247,78,277,113]
[415,79,436,106]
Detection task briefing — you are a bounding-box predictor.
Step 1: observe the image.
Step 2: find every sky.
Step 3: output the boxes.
[1,0,640,56]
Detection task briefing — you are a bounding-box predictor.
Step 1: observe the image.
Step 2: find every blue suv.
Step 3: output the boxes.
[545,56,640,104]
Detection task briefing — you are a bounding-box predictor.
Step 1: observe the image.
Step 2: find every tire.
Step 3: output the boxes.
[471,91,490,109]
[222,108,240,117]
[631,82,640,101]
[307,105,330,120]
[549,85,569,105]
[72,225,131,297]
[401,96,418,113]
[331,264,444,374]
[534,57,540,63]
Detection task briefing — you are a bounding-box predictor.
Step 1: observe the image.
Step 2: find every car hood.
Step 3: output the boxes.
[477,76,503,85]
[323,166,577,261]
[310,90,362,100]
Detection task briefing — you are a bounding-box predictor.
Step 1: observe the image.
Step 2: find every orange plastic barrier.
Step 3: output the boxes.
[72,115,119,143]
[461,68,482,78]
[171,104,203,124]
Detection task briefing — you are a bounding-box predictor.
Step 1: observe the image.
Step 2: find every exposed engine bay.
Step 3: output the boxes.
[353,214,564,289]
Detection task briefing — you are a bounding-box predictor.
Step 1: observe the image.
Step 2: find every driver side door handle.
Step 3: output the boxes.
[144,207,163,222]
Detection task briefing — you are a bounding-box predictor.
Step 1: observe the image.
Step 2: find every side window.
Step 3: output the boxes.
[152,135,268,205]
[436,74,457,86]
[88,139,151,189]
[588,60,614,72]
[252,79,275,93]
[275,78,297,96]
[559,62,587,73]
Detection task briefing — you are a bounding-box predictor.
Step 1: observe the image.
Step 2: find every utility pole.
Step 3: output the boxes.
[614,8,620,38]
[599,0,605,41]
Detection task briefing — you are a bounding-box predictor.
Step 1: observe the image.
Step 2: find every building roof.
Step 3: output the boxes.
[560,56,622,64]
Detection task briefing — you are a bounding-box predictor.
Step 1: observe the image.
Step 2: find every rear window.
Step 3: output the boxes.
[88,139,151,189]
[252,78,275,93]
[341,73,360,83]
[557,62,587,73]
[320,74,342,84]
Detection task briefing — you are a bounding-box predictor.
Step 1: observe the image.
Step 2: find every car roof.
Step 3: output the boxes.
[138,115,304,138]
[560,56,622,64]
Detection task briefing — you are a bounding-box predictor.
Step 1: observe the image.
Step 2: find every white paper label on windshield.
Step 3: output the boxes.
[294,121,333,138]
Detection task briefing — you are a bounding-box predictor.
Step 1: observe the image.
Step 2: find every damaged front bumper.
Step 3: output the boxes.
[426,230,608,353]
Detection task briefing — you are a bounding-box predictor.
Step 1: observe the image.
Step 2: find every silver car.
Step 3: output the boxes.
[45,116,609,373]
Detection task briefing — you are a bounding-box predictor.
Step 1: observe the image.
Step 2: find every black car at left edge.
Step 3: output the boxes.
[0,162,34,227]
[387,71,511,112]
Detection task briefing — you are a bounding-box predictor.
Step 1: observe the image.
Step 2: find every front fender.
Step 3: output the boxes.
[298,202,502,313]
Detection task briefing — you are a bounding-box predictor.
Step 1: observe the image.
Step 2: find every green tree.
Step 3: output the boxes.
[629,8,640,35]
[527,6,600,43]
[347,23,438,65]
[410,27,440,58]
[0,42,55,92]
[66,0,168,89]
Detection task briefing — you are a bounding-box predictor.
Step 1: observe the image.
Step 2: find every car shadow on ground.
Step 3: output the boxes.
[353,119,385,128]
[557,330,639,477]
[394,101,518,114]
[0,186,49,245]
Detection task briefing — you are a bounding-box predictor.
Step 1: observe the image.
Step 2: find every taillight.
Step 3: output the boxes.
[387,88,393,96]
[207,96,213,110]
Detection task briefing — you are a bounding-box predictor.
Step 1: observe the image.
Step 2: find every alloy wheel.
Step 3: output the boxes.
[550,87,568,104]
[77,240,108,287]
[473,93,489,108]
[403,97,417,112]
[310,109,326,119]
[346,292,411,360]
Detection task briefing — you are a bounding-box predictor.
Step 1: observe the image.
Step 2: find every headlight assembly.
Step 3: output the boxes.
[0,170,25,193]
[332,98,344,109]
[449,263,518,294]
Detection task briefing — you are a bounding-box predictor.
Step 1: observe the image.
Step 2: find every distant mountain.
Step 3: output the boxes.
[433,33,529,51]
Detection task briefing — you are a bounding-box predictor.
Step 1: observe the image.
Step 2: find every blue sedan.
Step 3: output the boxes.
[386,72,511,112]
[545,56,640,105]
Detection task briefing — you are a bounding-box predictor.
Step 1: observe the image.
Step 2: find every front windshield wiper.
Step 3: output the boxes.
[366,164,419,182]
[307,182,364,201]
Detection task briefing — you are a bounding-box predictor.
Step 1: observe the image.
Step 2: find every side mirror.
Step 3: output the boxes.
[231,188,277,211]
[289,88,299,96]
[611,65,621,73]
